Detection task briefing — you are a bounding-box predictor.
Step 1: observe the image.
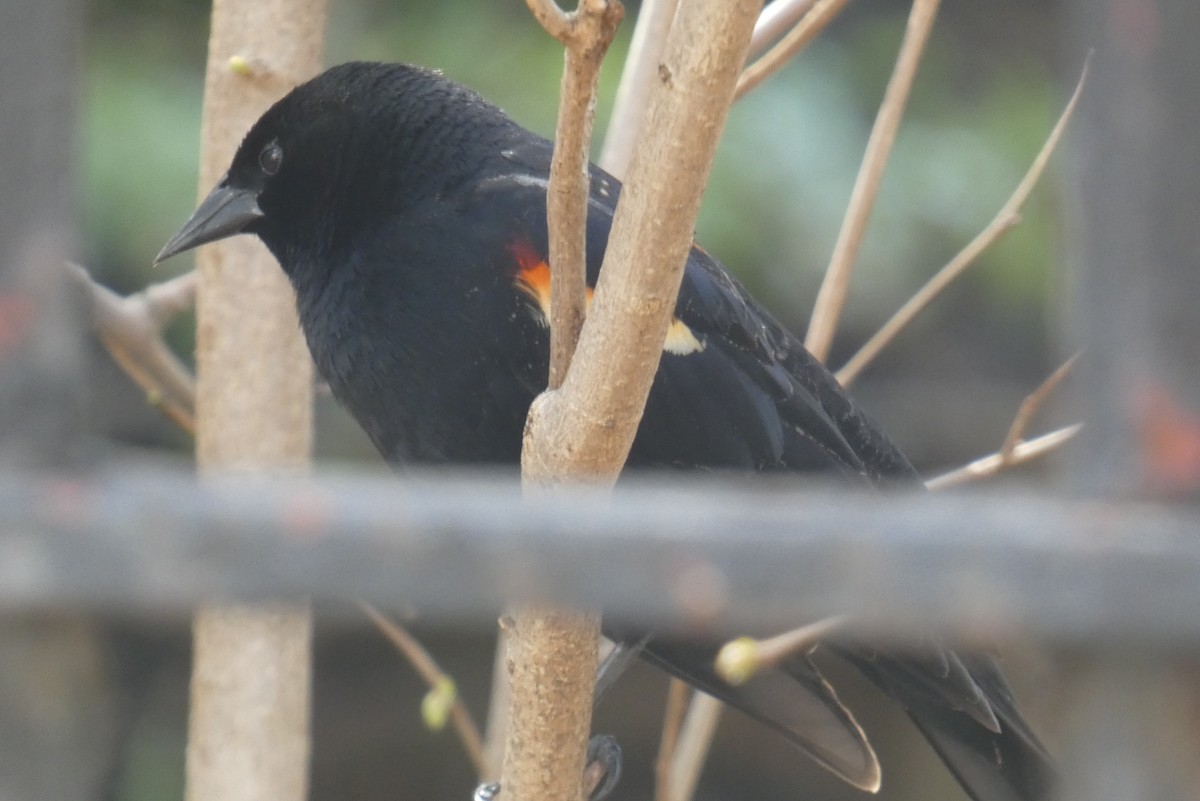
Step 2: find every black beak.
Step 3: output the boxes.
[155,179,264,265]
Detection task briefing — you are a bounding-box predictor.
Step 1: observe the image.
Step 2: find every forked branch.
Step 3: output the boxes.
[836,60,1090,387]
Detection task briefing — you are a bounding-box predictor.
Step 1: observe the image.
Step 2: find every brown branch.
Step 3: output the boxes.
[664,693,723,801]
[522,0,762,484]
[735,0,849,100]
[925,424,1083,491]
[714,615,848,685]
[654,679,690,801]
[361,604,487,775]
[68,263,197,435]
[509,5,761,801]
[499,606,601,801]
[835,60,1090,387]
[804,0,941,363]
[527,0,624,388]
[498,6,623,801]
[1000,355,1078,463]
[599,0,678,177]
[185,2,326,801]
[747,0,816,56]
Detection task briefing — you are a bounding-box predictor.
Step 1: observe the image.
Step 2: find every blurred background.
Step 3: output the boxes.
[0,0,1132,800]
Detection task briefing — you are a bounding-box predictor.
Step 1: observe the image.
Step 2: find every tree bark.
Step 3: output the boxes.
[503,3,762,801]
[185,2,327,801]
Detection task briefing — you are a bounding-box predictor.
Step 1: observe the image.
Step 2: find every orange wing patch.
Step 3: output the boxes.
[509,240,704,356]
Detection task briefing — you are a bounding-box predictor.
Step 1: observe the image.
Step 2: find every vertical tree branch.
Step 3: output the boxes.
[507,4,761,801]
[804,0,940,362]
[599,0,679,177]
[530,0,624,387]
[522,0,764,485]
[185,1,326,801]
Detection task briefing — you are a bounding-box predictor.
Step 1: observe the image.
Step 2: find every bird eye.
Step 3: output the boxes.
[259,142,283,175]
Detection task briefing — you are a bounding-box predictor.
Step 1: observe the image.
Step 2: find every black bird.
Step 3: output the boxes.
[158,61,1053,801]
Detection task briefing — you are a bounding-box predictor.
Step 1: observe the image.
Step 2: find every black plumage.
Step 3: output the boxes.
[158,61,1054,801]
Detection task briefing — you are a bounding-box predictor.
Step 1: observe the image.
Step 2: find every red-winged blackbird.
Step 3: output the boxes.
[158,62,1053,801]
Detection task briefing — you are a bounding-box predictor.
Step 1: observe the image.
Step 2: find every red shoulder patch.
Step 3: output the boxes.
[506,238,702,355]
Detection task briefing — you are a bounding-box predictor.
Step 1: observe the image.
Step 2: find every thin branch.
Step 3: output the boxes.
[654,679,691,801]
[67,263,197,434]
[925,424,1083,491]
[747,0,817,56]
[735,0,849,101]
[714,615,848,685]
[1000,355,1078,462]
[836,60,1090,387]
[361,603,487,775]
[804,0,942,363]
[527,0,624,388]
[599,0,679,177]
[666,693,723,801]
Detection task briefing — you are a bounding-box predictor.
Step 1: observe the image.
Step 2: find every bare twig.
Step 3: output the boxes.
[599,0,678,177]
[735,0,849,100]
[748,0,817,56]
[804,0,941,362]
[925,424,1083,491]
[361,603,486,775]
[67,263,197,434]
[1000,355,1078,462]
[715,615,848,685]
[666,693,723,801]
[527,0,624,388]
[836,60,1090,387]
[654,679,691,801]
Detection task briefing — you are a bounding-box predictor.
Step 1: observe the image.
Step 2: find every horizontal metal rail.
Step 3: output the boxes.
[3,465,1198,648]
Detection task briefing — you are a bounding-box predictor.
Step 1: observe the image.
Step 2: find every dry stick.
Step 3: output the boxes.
[999,355,1078,463]
[747,0,817,57]
[924,357,1083,491]
[361,604,487,775]
[654,679,692,801]
[836,62,1091,388]
[666,693,724,801]
[598,0,679,176]
[527,0,624,387]
[186,2,326,801]
[926,424,1083,491]
[67,264,198,434]
[735,0,849,100]
[804,0,941,363]
[714,614,848,685]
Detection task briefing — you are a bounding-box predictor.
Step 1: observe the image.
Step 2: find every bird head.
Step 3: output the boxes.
[155,61,511,269]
